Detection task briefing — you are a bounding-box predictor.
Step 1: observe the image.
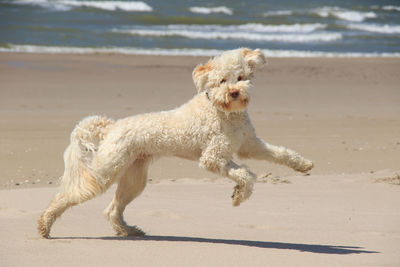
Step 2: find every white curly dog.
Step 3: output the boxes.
[38,48,314,238]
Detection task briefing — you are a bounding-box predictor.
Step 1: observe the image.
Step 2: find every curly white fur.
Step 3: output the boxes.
[37,48,314,238]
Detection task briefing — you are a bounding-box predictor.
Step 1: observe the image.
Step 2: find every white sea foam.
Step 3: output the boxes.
[382,6,400,12]
[112,23,335,43]
[10,0,153,12]
[113,28,341,43]
[263,10,293,17]
[314,7,377,22]
[9,0,72,11]
[0,45,222,56]
[189,6,233,15]
[165,23,326,33]
[1,44,399,58]
[113,26,340,43]
[346,23,400,34]
[233,23,326,33]
[66,1,152,11]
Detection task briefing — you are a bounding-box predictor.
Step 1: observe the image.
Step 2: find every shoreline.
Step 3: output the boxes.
[1,46,400,58]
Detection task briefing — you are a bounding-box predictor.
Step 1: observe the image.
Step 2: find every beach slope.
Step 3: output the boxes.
[0,53,399,266]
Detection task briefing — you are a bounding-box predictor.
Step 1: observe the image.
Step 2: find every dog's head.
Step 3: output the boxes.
[192,48,266,113]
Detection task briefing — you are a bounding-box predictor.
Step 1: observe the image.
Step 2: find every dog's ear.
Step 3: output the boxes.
[192,61,213,93]
[241,48,266,71]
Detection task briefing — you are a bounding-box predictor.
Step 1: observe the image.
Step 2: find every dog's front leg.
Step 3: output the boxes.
[226,161,257,206]
[199,151,256,206]
[238,136,314,173]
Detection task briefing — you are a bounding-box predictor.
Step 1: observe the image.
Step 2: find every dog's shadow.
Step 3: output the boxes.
[53,235,378,255]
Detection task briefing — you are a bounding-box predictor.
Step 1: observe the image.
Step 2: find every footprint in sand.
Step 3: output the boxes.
[374,173,400,185]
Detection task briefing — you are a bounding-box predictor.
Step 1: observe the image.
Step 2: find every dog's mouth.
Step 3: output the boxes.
[211,86,250,113]
[221,98,249,112]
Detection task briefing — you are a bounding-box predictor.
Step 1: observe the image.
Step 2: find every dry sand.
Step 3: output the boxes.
[0,53,399,266]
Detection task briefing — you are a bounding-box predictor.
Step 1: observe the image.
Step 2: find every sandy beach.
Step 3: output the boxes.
[0,53,399,266]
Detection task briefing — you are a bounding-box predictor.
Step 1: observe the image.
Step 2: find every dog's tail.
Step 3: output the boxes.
[59,116,115,202]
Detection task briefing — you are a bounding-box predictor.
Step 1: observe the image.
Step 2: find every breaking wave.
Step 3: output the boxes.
[113,29,341,43]
[161,23,326,33]
[9,0,153,12]
[189,6,233,15]
[314,6,377,22]
[346,23,400,34]
[263,10,293,17]
[382,6,400,12]
[112,23,338,43]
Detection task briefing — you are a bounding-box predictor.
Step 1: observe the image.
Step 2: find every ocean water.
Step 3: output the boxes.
[0,0,399,57]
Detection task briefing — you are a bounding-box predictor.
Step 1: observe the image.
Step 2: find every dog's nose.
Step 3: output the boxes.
[229,90,240,99]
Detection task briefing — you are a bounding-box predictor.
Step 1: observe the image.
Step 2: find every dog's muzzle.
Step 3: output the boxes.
[229,89,240,99]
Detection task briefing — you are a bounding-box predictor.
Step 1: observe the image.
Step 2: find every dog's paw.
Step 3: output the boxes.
[231,185,242,206]
[37,215,51,239]
[295,160,314,173]
[231,184,249,207]
[116,225,146,237]
[231,180,254,206]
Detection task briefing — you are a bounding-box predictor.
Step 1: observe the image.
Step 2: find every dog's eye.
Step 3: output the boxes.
[237,76,243,81]
[220,78,226,84]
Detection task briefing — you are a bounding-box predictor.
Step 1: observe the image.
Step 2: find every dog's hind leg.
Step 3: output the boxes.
[104,158,150,236]
[38,162,112,238]
[37,193,77,238]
